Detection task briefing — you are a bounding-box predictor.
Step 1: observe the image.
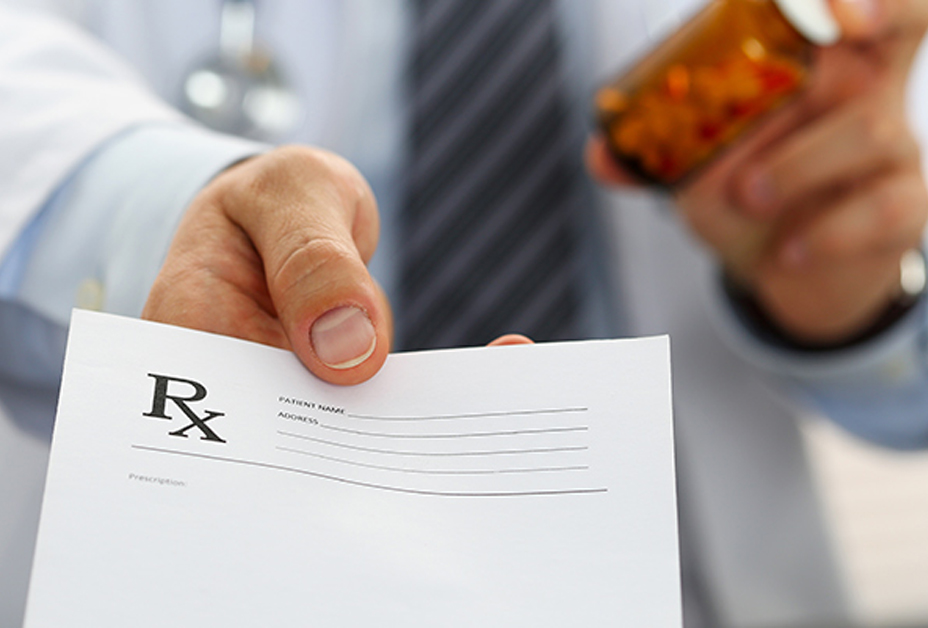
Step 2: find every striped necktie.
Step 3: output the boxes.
[398,0,584,350]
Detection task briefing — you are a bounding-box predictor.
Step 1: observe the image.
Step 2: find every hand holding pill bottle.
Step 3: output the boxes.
[596,0,840,188]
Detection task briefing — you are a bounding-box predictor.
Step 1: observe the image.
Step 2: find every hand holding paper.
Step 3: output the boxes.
[142,146,392,386]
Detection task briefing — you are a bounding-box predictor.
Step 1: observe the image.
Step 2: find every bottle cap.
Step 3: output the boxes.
[773,0,841,45]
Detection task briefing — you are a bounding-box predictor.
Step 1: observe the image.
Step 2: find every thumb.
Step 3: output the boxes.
[220,147,391,385]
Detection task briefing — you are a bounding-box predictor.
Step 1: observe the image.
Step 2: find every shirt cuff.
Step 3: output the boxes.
[707,273,928,449]
[12,123,267,326]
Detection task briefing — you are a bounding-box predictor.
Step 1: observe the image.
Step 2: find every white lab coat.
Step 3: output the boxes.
[2,1,927,626]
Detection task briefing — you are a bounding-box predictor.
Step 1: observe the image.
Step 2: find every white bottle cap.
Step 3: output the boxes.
[773,0,841,45]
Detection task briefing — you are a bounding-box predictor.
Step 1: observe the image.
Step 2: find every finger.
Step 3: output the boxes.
[142,196,291,346]
[829,5,928,89]
[585,135,644,187]
[219,146,390,385]
[735,95,918,218]
[831,0,928,40]
[775,168,928,267]
[487,334,535,346]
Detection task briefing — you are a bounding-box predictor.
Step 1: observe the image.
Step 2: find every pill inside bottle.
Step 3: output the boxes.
[595,0,840,188]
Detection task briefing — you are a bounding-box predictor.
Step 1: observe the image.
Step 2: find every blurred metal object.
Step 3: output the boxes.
[179,0,301,140]
[900,248,927,300]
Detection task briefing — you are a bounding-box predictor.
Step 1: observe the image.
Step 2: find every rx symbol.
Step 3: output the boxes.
[143,374,227,443]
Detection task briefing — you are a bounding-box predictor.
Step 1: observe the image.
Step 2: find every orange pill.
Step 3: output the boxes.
[665,64,691,101]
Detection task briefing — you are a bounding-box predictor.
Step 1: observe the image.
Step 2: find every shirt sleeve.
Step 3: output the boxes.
[707,273,928,450]
[0,5,268,387]
[0,4,185,256]
[0,124,265,386]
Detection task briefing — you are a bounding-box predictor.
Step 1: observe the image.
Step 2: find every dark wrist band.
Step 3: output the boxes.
[723,249,928,353]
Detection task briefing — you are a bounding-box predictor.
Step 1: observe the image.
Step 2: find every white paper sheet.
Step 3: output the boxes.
[25,310,680,627]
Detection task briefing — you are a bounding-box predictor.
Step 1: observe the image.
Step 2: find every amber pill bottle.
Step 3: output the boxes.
[595,0,839,188]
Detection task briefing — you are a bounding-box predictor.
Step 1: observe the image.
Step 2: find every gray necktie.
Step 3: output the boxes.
[398,0,584,350]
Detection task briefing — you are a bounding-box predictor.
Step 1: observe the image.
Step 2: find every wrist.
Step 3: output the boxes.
[723,249,928,352]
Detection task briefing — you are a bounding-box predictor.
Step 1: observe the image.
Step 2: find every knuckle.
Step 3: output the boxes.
[247,147,324,194]
[243,146,365,203]
[272,236,362,303]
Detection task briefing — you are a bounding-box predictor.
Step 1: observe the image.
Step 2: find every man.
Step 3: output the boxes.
[1,0,926,626]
